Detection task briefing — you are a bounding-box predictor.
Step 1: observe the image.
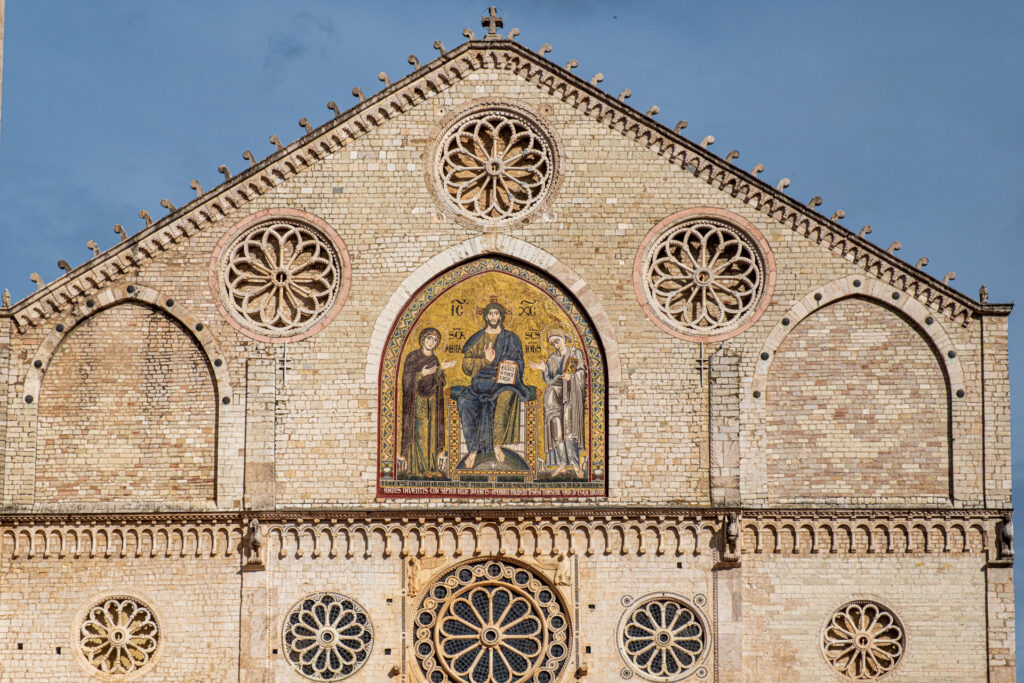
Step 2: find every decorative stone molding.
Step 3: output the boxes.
[73,593,165,680]
[750,274,965,398]
[1,43,996,332]
[820,597,907,680]
[1,520,242,560]
[209,208,351,343]
[617,592,710,681]
[425,98,562,228]
[267,515,720,561]
[21,283,233,405]
[282,593,374,681]
[738,514,995,556]
[633,208,775,342]
[364,233,621,385]
[0,509,1003,562]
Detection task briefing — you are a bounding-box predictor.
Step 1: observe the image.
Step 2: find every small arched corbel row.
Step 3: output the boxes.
[264,517,722,560]
[21,284,233,405]
[739,517,993,556]
[750,274,966,399]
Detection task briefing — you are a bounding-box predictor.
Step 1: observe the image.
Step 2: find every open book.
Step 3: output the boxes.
[496,359,518,384]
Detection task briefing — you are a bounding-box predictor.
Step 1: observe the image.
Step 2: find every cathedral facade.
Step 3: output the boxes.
[0,13,1015,682]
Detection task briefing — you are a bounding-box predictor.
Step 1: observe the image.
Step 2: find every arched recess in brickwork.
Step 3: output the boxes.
[751,275,961,505]
[364,234,620,385]
[25,285,231,509]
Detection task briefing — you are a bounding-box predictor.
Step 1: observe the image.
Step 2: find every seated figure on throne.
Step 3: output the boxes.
[456,301,532,471]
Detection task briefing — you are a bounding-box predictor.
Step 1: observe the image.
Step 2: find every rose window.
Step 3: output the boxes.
[618,594,708,681]
[78,596,160,675]
[640,218,766,339]
[282,593,373,681]
[435,107,556,223]
[822,600,905,680]
[220,219,342,337]
[414,558,571,683]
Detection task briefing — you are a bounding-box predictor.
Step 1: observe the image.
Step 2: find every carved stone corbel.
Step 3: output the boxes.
[720,512,741,565]
[241,517,264,570]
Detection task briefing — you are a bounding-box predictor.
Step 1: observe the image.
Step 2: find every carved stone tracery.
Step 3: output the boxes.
[821,600,905,680]
[413,558,571,683]
[221,220,340,336]
[635,209,775,342]
[429,101,559,227]
[283,593,374,681]
[643,219,763,335]
[618,593,709,681]
[78,596,160,676]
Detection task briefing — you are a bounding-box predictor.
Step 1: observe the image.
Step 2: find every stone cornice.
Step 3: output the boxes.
[0,41,1008,330]
[0,507,1007,562]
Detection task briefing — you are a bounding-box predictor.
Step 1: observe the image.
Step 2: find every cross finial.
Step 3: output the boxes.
[481,6,503,39]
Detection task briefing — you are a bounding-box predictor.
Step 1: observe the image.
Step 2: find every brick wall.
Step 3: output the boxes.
[34,302,215,508]
[764,297,950,504]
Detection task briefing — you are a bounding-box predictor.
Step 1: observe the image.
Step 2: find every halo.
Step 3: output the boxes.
[474,295,512,322]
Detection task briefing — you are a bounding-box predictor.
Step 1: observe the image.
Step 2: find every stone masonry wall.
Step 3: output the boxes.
[0,45,1012,683]
[0,554,239,681]
[743,555,987,681]
[764,297,950,504]
[34,302,216,509]
[0,66,998,511]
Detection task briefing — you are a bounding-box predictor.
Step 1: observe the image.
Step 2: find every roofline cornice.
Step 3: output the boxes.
[2,40,1009,329]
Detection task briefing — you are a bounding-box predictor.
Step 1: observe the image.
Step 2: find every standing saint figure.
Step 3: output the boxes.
[401,327,456,478]
[529,329,586,478]
[457,302,531,468]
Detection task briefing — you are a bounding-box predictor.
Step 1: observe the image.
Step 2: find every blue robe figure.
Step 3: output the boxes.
[455,303,532,470]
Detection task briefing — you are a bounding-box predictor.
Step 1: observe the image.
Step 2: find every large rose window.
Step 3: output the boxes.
[618,594,709,681]
[822,600,906,680]
[432,105,558,224]
[414,558,571,683]
[78,596,160,675]
[282,593,374,681]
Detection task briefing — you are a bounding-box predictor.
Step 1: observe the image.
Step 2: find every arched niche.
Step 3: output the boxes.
[754,278,957,505]
[376,255,608,499]
[30,288,225,509]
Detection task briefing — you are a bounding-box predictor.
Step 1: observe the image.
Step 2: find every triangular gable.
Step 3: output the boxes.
[1,38,1006,330]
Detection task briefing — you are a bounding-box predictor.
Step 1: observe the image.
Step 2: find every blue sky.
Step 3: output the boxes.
[2,0,1024,664]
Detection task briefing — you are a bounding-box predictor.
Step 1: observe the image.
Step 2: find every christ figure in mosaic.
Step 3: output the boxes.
[530,328,586,478]
[400,327,455,478]
[456,302,531,469]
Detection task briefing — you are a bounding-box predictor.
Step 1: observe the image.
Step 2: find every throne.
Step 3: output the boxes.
[446,385,540,482]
